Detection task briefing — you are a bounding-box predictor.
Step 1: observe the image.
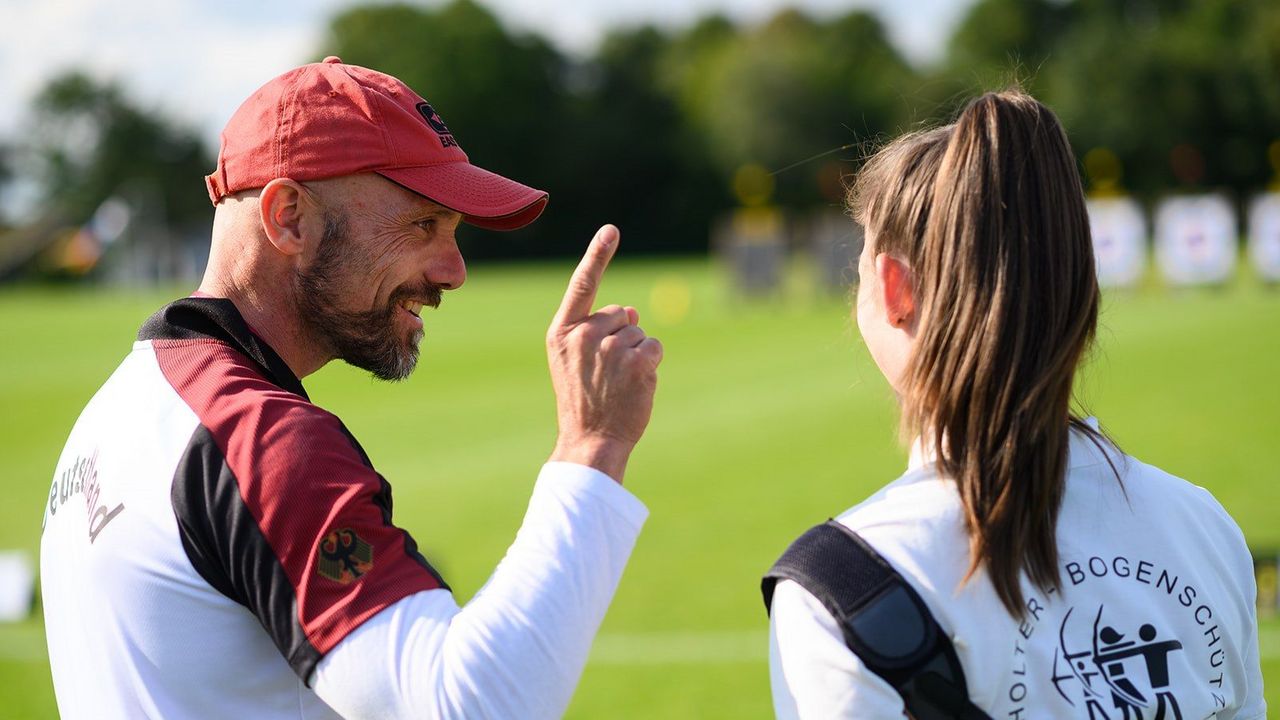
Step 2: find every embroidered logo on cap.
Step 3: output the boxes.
[416,102,458,149]
[317,528,373,584]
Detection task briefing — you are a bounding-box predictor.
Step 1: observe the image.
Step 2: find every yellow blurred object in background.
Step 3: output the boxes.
[649,274,693,326]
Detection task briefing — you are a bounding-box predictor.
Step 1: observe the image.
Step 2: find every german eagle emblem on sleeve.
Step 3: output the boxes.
[317,528,374,584]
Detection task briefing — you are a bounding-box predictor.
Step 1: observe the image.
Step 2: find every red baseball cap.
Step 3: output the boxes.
[205,56,548,231]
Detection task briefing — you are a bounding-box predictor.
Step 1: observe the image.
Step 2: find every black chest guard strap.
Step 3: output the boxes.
[762,521,992,720]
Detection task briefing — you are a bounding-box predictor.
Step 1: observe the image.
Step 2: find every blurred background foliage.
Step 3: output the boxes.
[2,0,1279,264]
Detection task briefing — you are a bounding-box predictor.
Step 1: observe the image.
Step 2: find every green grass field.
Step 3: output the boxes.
[1,256,1277,717]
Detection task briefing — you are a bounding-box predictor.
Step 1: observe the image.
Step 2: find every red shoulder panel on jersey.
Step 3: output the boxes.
[153,337,445,677]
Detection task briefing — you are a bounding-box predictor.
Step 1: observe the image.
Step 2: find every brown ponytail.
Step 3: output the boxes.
[850,90,1106,618]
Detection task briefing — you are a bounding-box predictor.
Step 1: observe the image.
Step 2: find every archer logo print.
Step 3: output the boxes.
[1001,554,1236,719]
[1052,605,1184,719]
[317,528,373,584]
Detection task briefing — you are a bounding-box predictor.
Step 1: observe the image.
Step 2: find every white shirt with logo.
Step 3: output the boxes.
[41,297,648,719]
[769,421,1265,719]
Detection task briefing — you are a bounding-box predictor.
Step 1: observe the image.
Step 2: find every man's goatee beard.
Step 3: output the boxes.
[293,208,440,382]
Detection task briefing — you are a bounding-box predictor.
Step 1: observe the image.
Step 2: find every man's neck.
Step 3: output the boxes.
[195,278,330,380]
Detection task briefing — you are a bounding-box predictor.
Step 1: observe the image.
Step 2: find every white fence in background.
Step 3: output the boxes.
[1088,197,1147,288]
[714,193,1280,299]
[1154,194,1238,286]
[1248,193,1280,282]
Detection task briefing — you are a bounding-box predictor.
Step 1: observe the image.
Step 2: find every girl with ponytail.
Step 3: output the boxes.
[766,91,1264,719]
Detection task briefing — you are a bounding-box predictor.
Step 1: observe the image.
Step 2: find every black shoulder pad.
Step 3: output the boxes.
[763,521,992,720]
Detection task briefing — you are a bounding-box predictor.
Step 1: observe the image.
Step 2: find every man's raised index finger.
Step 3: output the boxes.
[554,224,620,326]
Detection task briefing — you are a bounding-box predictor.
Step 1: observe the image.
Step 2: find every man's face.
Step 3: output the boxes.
[293,175,466,381]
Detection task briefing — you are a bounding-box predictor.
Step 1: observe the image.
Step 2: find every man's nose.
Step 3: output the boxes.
[430,240,467,290]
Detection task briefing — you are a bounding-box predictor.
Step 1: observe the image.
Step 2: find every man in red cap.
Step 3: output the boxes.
[40,57,662,719]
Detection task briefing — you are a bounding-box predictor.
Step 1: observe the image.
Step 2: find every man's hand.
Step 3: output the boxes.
[546,225,663,484]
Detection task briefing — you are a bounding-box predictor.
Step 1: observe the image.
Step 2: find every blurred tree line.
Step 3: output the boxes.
[4,0,1279,263]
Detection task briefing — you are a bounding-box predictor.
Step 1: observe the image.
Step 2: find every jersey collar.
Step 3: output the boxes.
[137,297,309,400]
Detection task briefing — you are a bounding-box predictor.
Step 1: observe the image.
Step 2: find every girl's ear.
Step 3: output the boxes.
[874,253,915,330]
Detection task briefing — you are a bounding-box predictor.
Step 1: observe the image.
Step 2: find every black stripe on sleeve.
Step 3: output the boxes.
[170,425,323,679]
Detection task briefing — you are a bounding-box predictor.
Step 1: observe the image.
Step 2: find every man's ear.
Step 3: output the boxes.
[874,253,916,330]
[259,179,317,257]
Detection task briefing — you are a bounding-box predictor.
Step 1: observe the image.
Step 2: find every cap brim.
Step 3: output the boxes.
[378,164,548,231]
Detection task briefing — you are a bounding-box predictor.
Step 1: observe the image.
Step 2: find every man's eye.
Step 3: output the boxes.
[415,219,436,232]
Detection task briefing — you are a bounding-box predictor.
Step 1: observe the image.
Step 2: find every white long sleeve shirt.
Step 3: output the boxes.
[769,421,1265,720]
[41,297,646,719]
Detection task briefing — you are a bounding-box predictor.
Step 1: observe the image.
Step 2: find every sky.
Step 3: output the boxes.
[0,0,975,149]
